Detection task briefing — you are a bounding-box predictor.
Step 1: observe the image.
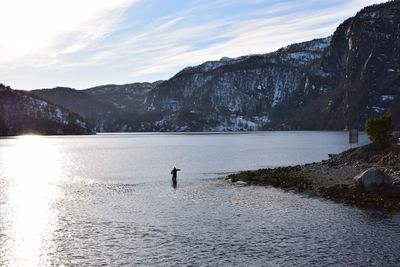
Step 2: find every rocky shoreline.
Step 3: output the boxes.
[226,142,400,211]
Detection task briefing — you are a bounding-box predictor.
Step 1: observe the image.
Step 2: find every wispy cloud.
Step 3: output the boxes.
[0,0,137,63]
[0,0,387,89]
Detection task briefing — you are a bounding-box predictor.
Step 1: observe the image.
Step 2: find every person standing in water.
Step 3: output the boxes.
[171,166,181,184]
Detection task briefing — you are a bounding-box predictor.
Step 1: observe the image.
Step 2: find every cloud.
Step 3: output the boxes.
[0,0,137,64]
[88,0,387,82]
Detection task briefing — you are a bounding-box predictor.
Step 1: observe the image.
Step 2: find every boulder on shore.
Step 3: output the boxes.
[353,168,393,191]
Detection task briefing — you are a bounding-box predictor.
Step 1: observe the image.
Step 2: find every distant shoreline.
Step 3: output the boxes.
[0,132,96,138]
[0,130,365,138]
[226,142,400,211]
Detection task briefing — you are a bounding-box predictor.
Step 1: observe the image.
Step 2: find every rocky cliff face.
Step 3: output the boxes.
[0,84,92,136]
[271,1,400,130]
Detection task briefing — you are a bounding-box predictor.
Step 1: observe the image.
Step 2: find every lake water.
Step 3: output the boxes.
[0,132,400,266]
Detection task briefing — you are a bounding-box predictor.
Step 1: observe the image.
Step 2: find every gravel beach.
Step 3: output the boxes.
[227,142,400,211]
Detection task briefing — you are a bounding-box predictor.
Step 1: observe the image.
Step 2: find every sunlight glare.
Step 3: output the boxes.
[2,135,62,266]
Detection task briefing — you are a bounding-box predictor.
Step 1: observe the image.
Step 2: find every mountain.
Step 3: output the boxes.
[31,1,400,132]
[270,1,400,130]
[33,37,331,132]
[0,84,93,136]
[142,37,331,131]
[32,82,161,132]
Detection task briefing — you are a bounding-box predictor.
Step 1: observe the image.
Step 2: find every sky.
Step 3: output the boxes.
[0,0,388,90]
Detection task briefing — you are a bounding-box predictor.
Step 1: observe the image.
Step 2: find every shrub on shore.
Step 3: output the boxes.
[365,114,394,147]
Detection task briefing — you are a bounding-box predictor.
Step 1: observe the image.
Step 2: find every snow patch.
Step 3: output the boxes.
[372,106,386,113]
[380,95,395,101]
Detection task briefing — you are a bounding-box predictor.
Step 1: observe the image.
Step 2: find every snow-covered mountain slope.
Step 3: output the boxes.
[142,37,331,131]
[0,84,92,136]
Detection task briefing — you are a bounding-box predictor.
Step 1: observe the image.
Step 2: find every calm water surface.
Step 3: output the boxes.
[0,132,399,266]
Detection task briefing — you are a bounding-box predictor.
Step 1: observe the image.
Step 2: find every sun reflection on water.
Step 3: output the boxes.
[1,135,62,266]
